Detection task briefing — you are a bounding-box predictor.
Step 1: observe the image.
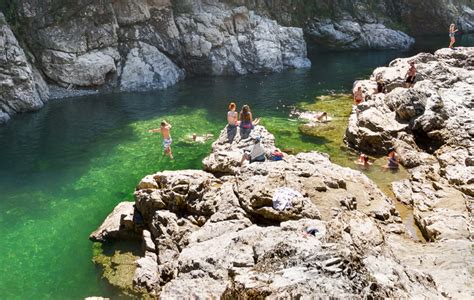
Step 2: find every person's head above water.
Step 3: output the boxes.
[387,147,395,155]
[229,102,236,110]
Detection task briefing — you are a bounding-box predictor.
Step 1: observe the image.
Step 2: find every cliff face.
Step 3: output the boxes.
[225,0,474,35]
[0,0,472,123]
[0,12,48,124]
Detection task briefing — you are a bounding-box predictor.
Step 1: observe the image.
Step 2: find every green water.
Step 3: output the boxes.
[1,36,472,299]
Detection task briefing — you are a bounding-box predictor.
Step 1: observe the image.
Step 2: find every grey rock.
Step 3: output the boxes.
[89,201,137,242]
[0,12,48,122]
[347,47,474,243]
[41,48,120,87]
[305,19,414,50]
[92,124,473,297]
[120,42,185,91]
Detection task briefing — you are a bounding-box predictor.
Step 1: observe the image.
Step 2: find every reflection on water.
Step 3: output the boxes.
[0,35,472,298]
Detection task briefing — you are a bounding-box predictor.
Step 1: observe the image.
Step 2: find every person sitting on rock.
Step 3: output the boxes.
[383,148,399,170]
[353,87,364,105]
[404,62,416,88]
[239,104,260,138]
[376,79,386,94]
[240,135,265,166]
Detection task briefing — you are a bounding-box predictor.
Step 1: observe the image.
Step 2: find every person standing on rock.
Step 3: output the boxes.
[353,87,364,105]
[148,120,174,160]
[449,23,459,49]
[404,62,416,88]
[227,102,239,142]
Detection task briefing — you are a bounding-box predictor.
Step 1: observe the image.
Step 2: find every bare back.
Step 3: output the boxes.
[161,125,171,139]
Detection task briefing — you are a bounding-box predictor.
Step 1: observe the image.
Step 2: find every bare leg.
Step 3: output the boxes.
[240,153,249,166]
[449,37,455,48]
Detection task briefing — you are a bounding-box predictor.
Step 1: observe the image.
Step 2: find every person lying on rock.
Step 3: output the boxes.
[404,62,416,88]
[240,135,265,166]
[383,148,399,170]
[353,87,364,105]
[148,120,174,160]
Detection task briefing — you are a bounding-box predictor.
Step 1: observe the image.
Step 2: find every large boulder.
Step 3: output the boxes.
[120,42,185,91]
[305,19,414,50]
[0,12,48,123]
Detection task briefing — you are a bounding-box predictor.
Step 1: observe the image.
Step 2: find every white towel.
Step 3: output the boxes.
[272,187,302,211]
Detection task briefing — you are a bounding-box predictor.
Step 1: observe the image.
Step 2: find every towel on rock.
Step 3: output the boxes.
[272,187,302,211]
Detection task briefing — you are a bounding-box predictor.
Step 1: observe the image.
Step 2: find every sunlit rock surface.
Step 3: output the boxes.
[93,122,472,298]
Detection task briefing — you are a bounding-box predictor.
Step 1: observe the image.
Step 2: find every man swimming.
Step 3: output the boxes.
[149,120,174,159]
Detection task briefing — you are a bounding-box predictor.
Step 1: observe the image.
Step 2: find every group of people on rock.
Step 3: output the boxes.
[353,23,461,107]
[353,61,417,105]
[146,22,463,166]
[227,102,260,138]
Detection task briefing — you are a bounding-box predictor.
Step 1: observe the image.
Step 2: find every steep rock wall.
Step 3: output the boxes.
[0,12,48,124]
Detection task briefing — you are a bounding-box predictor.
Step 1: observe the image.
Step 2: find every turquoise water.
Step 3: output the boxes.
[1,36,472,299]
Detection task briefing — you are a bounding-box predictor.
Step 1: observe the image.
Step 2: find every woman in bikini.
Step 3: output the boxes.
[239,105,260,136]
[449,23,458,49]
[227,102,238,127]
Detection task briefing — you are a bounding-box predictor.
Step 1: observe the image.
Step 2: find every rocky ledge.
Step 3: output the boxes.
[345,47,473,243]
[91,124,472,298]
